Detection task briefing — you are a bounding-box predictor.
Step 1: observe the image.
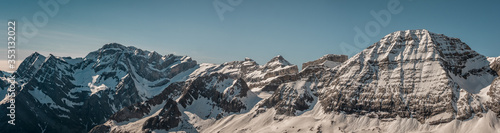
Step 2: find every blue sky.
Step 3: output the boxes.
[1,0,499,70]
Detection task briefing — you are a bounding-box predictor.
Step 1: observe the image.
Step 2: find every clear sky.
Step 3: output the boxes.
[1,0,499,71]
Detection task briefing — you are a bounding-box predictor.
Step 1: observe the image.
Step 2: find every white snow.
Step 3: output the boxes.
[322,60,342,68]
[133,65,199,100]
[73,67,119,96]
[203,101,500,133]
[28,88,71,112]
[477,85,492,102]
[28,87,56,105]
[487,56,500,65]
[251,87,274,99]
[426,112,453,123]
[58,114,70,119]
[184,97,220,119]
[106,100,168,133]
[89,83,109,95]
[61,98,84,107]
[449,56,496,94]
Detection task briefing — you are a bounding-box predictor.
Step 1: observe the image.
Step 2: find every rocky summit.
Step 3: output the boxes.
[319,29,497,124]
[1,30,500,133]
[0,43,197,133]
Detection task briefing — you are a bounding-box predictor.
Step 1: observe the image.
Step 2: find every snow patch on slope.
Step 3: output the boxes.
[28,87,70,112]
[107,100,168,132]
[28,87,55,105]
[203,101,500,133]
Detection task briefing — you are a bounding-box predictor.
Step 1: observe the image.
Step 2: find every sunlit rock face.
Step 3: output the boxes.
[319,29,497,124]
[3,30,500,133]
[302,54,348,70]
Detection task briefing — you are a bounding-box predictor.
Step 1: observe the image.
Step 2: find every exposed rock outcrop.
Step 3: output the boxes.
[319,29,497,124]
[0,43,197,133]
[302,54,348,70]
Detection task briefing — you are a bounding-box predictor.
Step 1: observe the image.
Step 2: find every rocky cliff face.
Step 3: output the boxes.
[319,29,497,124]
[93,30,500,132]
[486,56,500,116]
[92,71,261,133]
[201,30,500,133]
[258,54,347,116]
[87,54,303,132]
[0,43,197,133]
[302,54,348,70]
[214,56,299,90]
[489,56,500,75]
[0,71,11,102]
[487,77,500,116]
[1,30,499,133]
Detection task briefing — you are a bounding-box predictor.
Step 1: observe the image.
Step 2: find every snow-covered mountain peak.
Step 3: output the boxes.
[382,29,430,38]
[25,52,46,63]
[100,42,129,50]
[15,52,47,79]
[3,31,500,133]
[264,55,292,69]
[320,29,497,125]
[45,54,58,61]
[242,57,258,67]
[378,29,470,50]
[489,56,500,76]
[30,51,42,58]
[85,43,148,60]
[0,43,200,132]
[358,29,482,69]
[244,57,253,61]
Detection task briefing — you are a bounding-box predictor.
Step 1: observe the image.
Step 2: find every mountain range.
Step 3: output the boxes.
[1,29,499,133]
